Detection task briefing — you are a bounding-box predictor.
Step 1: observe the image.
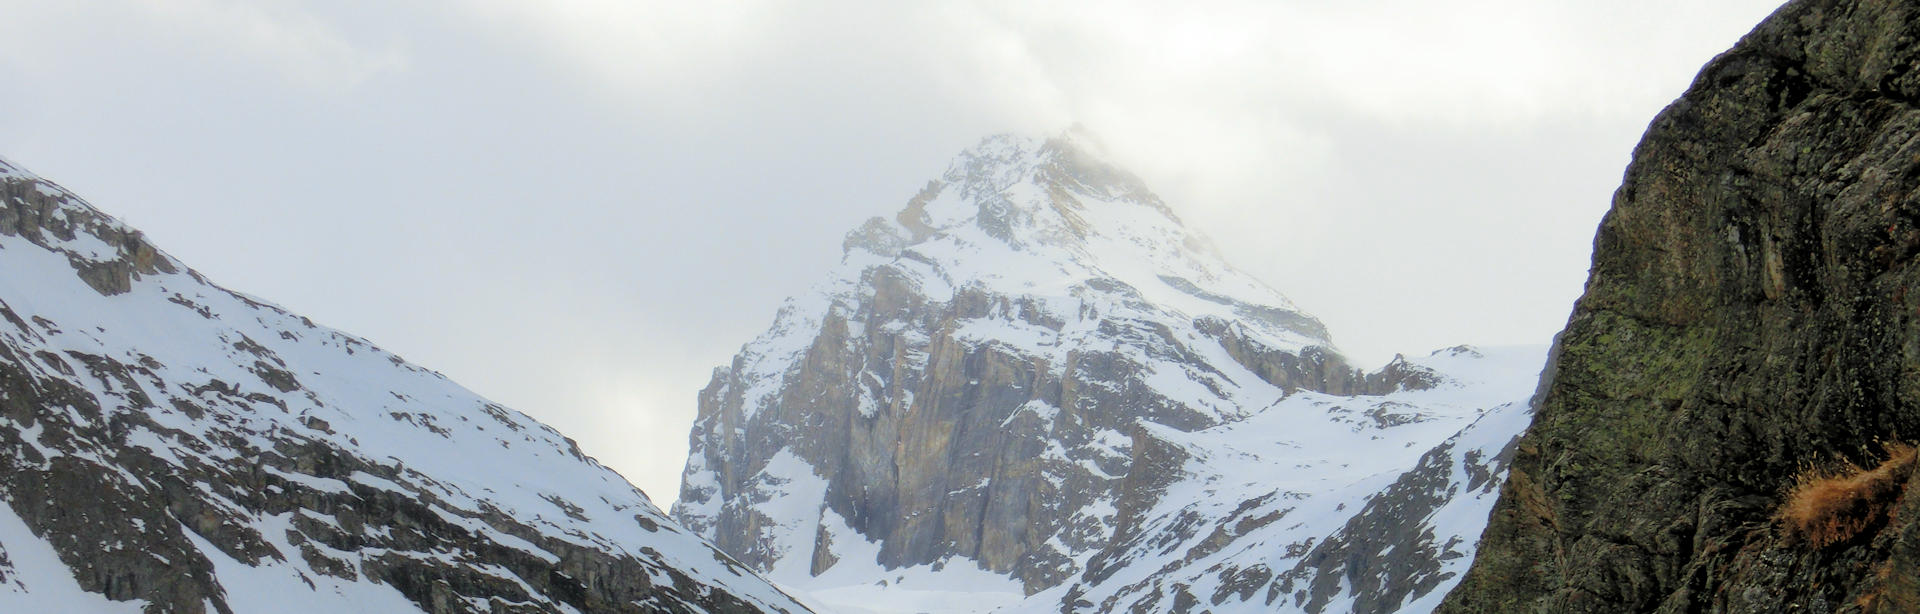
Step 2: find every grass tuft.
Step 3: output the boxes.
[1778,442,1916,549]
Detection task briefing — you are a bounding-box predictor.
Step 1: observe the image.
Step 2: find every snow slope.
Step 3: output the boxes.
[0,156,811,613]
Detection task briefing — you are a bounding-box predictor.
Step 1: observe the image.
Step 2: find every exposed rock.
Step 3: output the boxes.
[1442,1,1920,611]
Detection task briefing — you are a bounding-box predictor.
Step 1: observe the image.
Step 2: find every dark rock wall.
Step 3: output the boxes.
[1443,1,1920,611]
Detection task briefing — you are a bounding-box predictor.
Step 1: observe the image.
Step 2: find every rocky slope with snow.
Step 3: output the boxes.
[1038,345,1543,614]
[673,132,1547,613]
[0,157,811,613]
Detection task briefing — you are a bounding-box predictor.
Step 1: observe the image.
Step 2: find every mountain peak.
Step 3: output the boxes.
[941,129,1145,196]
[833,131,1327,355]
[844,129,1185,259]
[680,133,1547,613]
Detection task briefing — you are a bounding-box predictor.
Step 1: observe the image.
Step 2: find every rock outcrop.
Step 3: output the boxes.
[0,157,811,613]
[1442,1,1920,611]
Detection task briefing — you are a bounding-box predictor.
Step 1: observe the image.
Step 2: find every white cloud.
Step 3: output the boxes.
[149,0,405,88]
[0,0,404,91]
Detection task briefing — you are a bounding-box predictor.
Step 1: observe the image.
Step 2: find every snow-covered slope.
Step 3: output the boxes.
[0,157,811,613]
[1037,345,1544,613]
[673,131,1546,613]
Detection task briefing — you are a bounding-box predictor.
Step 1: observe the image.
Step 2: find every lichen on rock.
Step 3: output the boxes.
[1441,1,1920,611]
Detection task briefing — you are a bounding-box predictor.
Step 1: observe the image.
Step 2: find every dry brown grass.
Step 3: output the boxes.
[1778,442,1917,548]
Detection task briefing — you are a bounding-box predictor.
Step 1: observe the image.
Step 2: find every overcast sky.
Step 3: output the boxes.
[0,0,1786,505]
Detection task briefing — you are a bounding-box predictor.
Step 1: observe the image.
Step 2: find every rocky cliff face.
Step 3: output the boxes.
[674,132,1548,613]
[0,157,810,613]
[1441,1,1920,612]
[675,133,1350,593]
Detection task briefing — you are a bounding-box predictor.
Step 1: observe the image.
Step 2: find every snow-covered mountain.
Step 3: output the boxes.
[0,157,811,613]
[673,131,1545,613]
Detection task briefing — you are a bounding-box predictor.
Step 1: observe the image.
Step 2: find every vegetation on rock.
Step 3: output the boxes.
[1778,443,1915,549]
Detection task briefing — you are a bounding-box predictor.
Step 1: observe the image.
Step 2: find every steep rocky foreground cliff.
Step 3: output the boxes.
[0,158,810,613]
[1442,0,1920,612]
[674,132,1548,613]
